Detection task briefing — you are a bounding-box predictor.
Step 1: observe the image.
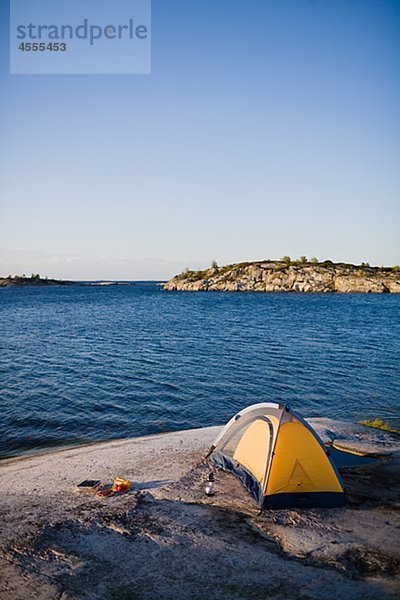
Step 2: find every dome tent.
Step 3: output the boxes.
[206,403,345,509]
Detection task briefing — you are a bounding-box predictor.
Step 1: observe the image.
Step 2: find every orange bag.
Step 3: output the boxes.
[112,477,131,493]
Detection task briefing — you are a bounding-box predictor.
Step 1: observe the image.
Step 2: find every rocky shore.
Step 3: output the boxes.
[163,261,400,293]
[0,420,399,599]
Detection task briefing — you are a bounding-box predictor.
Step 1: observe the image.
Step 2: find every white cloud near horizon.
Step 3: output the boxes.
[1,246,399,281]
[0,248,194,280]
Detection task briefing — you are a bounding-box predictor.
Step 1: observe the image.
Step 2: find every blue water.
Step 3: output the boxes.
[1,283,399,458]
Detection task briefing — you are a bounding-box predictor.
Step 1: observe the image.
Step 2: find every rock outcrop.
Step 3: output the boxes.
[163,261,400,293]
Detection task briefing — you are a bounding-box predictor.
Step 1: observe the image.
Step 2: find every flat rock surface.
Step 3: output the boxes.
[0,420,399,600]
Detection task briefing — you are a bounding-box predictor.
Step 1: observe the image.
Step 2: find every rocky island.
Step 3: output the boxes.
[163,259,400,293]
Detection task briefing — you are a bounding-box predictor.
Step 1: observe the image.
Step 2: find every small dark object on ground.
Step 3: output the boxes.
[77,480,102,491]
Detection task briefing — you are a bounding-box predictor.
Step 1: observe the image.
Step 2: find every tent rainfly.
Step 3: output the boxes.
[206,403,345,509]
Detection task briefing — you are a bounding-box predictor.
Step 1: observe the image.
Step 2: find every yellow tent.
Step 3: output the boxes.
[207,403,345,508]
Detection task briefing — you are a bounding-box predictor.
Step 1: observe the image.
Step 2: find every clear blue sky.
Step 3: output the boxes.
[1,0,399,279]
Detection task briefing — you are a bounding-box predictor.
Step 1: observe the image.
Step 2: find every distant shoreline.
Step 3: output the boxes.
[0,275,75,288]
[0,276,137,288]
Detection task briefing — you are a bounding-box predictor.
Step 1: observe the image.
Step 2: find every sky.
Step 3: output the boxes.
[0,0,399,280]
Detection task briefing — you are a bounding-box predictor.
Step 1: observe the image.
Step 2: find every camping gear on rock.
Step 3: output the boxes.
[205,472,215,496]
[204,471,215,496]
[96,486,114,497]
[77,480,102,492]
[206,402,345,509]
[205,481,214,496]
[112,477,131,493]
[96,477,131,497]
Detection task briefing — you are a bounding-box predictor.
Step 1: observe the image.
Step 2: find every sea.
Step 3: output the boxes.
[1,282,399,458]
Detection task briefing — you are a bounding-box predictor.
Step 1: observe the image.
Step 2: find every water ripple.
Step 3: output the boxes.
[0,284,399,457]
